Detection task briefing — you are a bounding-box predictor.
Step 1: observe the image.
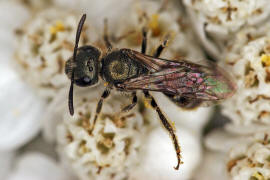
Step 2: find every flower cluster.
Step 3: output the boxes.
[112,0,204,60]
[221,35,270,125]
[57,89,148,180]
[228,132,270,180]
[183,0,270,58]
[185,1,270,179]
[6,0,269,180]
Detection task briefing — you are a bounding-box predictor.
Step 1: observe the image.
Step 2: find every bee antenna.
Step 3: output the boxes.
[68,14,87,115]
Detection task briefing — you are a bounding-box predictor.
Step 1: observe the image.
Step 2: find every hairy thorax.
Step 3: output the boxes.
[101,49,147,84]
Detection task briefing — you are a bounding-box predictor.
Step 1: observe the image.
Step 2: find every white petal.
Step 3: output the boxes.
[225,123,270,135]
[0,63,46,151]
[42,86,102,143]
[0,1,44,151]
[6,152,76,180]
[205,128,250,153]
[130,127,202,180]
[0,151,15,179]
[55,0,133,28]
[193,151,229,180]
[41,89,67,143]
[186,9,221,60]
[0,1,30,64]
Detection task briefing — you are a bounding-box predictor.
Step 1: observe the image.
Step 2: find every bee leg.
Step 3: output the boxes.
[103,18,112,51]
[154,35,169,58]
[143,91,182,170]
[158,0,169,12]
[121,92,137,112]
[91,87,111,131]
[141,27,147,54]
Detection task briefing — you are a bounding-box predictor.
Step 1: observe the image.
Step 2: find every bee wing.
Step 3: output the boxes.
[123,49,188,72]
[117,56,236,102]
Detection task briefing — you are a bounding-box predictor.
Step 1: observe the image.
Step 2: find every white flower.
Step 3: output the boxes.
[0,1,46,151]
[111,0,205,60]
[183,0,270,59]
[193,151,229,180]
[6,152,76,180]
[14,0,52,10]
[55,88,149,180]
[55,0,133,27]
[221,36,270,125]
[130,127,202,180]
[228,131,270,180]
[204,127,270,180]
[0,151,14,179]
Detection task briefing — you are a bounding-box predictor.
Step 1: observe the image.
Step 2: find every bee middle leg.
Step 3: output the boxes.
[121,92,137,112]
[143,91,182,170]
[91,87,111,131]
[103,18,112,51]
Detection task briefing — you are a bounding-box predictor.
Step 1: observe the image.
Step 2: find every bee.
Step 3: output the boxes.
[65,14,236,170]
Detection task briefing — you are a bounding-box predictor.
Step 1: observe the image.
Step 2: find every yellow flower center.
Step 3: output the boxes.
[148,14,161,37]
[251,171,264,180]
[261,54,270,66]
[50,21,65,35]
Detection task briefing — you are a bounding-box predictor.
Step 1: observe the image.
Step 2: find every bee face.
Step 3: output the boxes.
[65,46,100,87]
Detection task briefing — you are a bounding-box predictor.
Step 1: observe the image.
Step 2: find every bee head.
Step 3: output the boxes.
[65,45,100,87]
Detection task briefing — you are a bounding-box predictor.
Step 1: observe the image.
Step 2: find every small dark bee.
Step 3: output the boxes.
[65,14,236,170]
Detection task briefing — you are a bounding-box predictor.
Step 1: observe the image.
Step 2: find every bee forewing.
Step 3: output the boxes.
[117,58,236,104]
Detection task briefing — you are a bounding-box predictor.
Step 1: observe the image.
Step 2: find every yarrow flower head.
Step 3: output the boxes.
[57,88,149,180]
[110,0,205,61]
[221,35,270,125]
[183,0,270,59]
[227,131,270,180]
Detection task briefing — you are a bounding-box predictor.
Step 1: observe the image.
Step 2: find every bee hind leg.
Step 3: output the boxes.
[143,91,183,170]
[121,92,137,112]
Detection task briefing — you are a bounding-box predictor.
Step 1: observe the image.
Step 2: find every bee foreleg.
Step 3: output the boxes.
[141,27,147,54]
[154,35,169,58]
[103,18,112,51]
[121,92,137,112]
[143,91,182,170]
[91,87,111,131]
